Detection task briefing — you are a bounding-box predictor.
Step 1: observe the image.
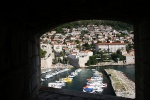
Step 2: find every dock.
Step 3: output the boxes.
[104,69,135,99]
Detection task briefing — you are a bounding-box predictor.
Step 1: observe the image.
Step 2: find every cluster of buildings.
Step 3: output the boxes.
[40,24,134,67]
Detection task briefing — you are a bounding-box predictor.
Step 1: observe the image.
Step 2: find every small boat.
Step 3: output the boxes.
[75,68,82,72]
[101,83,107,88]
[91,69,96,71]
[83,87,95,93]
[86,80,103,86]
[68,72,77,78]
[55,79,66,86]
[48,82,63,89]
[87,76,103,81]
[62,77,73,83]
[94,87,103,92]
[83,85,103,93]
[41,78,45,82]
[44,74,53,79]
[68,74,75,78]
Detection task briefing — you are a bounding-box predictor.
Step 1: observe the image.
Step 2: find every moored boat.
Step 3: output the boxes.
[83,87,95,93]
[48,82,64,89]
[62,77,73,82]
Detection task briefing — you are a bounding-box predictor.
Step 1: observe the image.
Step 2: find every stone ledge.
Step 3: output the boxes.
[38,86,135,100]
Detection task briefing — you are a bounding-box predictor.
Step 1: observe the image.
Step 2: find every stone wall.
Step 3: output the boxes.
[28,34,41,100]
[0,21,40,100]
[134,20,150,100]
[126,56,135,64]
[41,44,54,69]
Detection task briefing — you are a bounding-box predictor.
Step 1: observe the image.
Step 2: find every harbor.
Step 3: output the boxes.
[40,64,134,98]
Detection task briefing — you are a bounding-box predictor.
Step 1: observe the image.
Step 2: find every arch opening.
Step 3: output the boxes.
[39,20,135,99]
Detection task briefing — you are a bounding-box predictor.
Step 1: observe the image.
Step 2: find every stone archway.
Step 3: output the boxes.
[1,1,150,100]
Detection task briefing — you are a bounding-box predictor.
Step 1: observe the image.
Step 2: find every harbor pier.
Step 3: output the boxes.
[104,69,135,99]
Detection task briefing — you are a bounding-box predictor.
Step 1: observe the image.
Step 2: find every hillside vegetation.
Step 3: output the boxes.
[53,20,133,33]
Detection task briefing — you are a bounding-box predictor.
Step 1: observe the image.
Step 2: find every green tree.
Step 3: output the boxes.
[75,40,80,44]
[83,43,91,50]
[86,60,91,66]
[86,55,98,66]
[126,44,134,53]
[116,49,122,55]
[40,48,47,58]
[52,20,133,33]
[111,53,119,62]
[111,49,125,62]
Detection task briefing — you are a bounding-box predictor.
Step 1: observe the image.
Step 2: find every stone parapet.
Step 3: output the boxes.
[38,86,133,100]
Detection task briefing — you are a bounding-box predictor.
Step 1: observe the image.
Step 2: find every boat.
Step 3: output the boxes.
[91,69,96,71]
[101,83,107,88]
[44,74,53,79]
[41,78,45,82]
[55,78,66,86]
[62,77,73,82]
[87,76,103,81]
[48,82,64,89]
[86,80,103,86]
[83,68,107,94]
[83,84,103,93]
[93,87,103,92]
[68,71,78,78]
[75,68,82,72]
[68,74,75,78]
[83,87,95,93]
[62,62,73,82]
[93,71,103,77]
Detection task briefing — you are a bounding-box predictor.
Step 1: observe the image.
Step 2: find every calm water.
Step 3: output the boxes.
[41,64,135,96]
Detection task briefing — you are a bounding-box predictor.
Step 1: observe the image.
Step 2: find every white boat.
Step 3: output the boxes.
[83,85,103,93]
[41,78,45,82]
[100,83,107,88]
[68,75,75,78]
[47,69,52,72]
[45,74,53,79]
[93,71,103,77]
[91,69,96,71]
[87,76,103,81]
[55,79,66,86]
[93,87,103,92]
[48,82,64,89]
[83,69,107,94]
[75,68,82,72]
[68,72,78,78]
[87,80,103,85]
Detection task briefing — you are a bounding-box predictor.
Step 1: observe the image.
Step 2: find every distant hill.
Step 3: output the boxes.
[53,20,133,32]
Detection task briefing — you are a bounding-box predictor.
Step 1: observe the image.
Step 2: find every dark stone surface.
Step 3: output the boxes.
[38,87,133,100]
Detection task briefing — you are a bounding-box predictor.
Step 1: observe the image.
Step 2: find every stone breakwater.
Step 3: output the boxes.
[104,69,135,99]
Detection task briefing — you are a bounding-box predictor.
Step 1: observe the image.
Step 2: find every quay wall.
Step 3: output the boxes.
[104,69,135,99]
[103,70,116,96]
